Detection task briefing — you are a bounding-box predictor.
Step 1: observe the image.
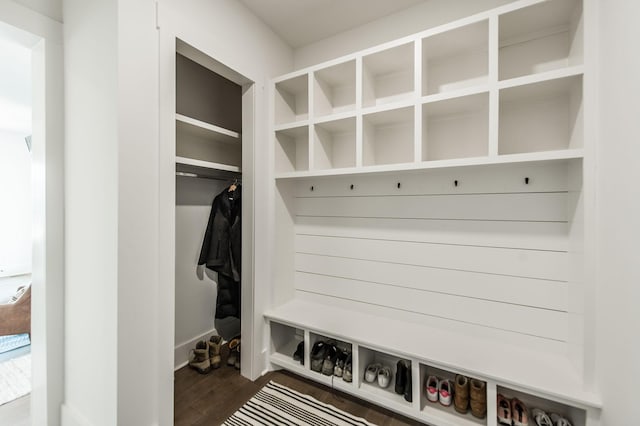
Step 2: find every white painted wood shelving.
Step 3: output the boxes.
[269,0,600,425]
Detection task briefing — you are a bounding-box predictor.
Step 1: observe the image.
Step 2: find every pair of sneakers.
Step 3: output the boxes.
[425,376,454,406]
[532,408,574,426]
[364,363,392,388]
[188,335,223,374]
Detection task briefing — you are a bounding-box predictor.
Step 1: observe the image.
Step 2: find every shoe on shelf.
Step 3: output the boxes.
[377,366,391,388]
[403,362,412,403]
[208,335,222,369]
[532,408,553,426]
[364,363,382,383]
[470,379,487,419]
[511,398,529,426]
[310,341,328,372]
[321,343,338,376]
[395,360,407,395]
[333,349,348,377]
[438,379,453,407]
[497,394,512,425]
[454,374,470,414]
[343,352,353,383]
[234,341,241,370]
[188,340,211,374]
[293,340,304,365]
[550,413,573,426]
[425,375,439,403]
[227,337,240,367]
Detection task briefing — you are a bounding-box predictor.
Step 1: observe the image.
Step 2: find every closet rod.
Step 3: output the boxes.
[176,171,242,183]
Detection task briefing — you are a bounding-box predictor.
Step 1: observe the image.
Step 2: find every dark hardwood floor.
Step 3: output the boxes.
[174,346,425,425]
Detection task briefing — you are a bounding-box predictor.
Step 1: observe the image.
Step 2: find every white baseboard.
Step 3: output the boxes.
[61,403,93,426]
[174,327,217,370]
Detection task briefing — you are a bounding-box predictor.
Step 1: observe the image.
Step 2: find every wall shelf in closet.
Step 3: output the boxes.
[175,156,241,174]
[176,113,241,144]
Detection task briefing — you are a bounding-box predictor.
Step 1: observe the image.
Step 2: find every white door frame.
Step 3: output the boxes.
[0,3,64,426]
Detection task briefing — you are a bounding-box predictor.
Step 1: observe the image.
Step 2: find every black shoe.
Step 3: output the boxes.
[310,341,328,372]
[333,349,348,377]
[403,361,412,402]
[321,343,338,376]
[395,360,407,394]
[343,352,353,382]
[293,341,304,365]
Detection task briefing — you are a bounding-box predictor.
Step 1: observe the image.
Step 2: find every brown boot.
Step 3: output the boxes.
[227,337,240,367]
[188,341,211,374]
[208,335,222,369]
[470,379,487,419]
[454,375,470,414]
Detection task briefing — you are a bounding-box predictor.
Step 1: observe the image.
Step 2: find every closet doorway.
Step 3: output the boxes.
[159,34,256,422]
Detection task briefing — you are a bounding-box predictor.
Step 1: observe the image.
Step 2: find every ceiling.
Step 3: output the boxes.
[239,0,428,48]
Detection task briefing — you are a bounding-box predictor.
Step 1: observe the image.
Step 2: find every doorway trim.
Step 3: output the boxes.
[0,3,64,426]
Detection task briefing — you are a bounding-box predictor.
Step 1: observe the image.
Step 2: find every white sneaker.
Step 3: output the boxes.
[364,363,381,383]
[438,379,453,406]
[377,366,391,388]
[550,413,573,426]
[425,375,439,402]
[532,408,552,426]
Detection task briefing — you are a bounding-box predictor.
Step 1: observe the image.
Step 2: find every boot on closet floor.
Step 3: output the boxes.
[188,340,211,374]
[454,374,470,414]
[470,379,487,419]
[209,335,222,369]
[227,337,240,369]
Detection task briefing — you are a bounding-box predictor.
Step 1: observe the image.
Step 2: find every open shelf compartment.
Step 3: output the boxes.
[363,106,415,166]
[308,332,353,385]
[499,75,583,155]
[363,42,415,107]
[422,20,489,96]
[419,363,487,426]
[275,75,309,125]
[176,120,242,170]
[497,385,586,426]
[275,125,310,173]
[270,321,304,368]
[313,117,356,170]
[422,92,489,161]
[314,60,356,117]
[358,346,413,409]
[499,0,583,81]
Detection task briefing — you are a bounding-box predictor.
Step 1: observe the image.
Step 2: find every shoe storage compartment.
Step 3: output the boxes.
[275,74,309,125]
[499,0,583,81]
[314,60,357,117]
[422,20,489,96]
[269,321,304,368]
[362,43,415,107]
[363,106,415,166]
[358,346,413,409]
[313,117,357,170]
[420,363,487,426]
[308,332,353,378]
[422,92,489,161]
[499,75,583,155]
[275,125,310,173]
[496,385,586,426]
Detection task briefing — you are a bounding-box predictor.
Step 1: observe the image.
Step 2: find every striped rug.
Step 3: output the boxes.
[223,381,377,426]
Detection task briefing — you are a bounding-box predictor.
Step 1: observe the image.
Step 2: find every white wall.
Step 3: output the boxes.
[13,0,62,23]
[596,0,640,424]
[293,0,516,69]
[0,131,32,276]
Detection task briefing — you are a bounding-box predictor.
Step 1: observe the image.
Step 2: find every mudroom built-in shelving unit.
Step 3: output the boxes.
[267,0,599,425]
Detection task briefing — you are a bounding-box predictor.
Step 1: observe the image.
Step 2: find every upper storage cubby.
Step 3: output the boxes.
[499,0,583,81]
[275,125,309,173]
[275,74,309,126]
[499,75,583,155]
[313,117,356,170]
[363,106,414,166]
[422,20,489,96]
[313,60,356,117]
[363,43,415,107]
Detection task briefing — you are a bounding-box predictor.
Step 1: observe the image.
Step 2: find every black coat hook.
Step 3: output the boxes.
[454,180,458,187]
[350,184,354,190]
[525,177,530,185]
[310,185,314,191]
[397,182,401,189]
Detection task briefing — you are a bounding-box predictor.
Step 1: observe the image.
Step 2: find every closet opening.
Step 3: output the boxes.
[170,38,255,421]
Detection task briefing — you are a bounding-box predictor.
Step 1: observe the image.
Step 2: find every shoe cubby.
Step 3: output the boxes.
[422,92,489,161]
[313,60,356,117]
[496,385,586,426]
[499,75,583,155]
[419,363,487,426]
[269,321,304,368]
[313,117,357,170]
[362,42,415,107]
[275,125,310,173]
[422,20,489,96]
[499,0,583,81]
[363,106,415,166]
[308,332,353,383]
[358,346,413,409]
[275,74,309,125]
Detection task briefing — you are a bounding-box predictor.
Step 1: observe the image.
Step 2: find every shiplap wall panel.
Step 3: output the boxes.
[296,216,568,251]
[296,234,568,281]
[295,272,567,341]
[295,253,568,311]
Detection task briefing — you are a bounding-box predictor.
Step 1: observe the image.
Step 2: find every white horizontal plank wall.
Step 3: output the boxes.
[291,162,574,356]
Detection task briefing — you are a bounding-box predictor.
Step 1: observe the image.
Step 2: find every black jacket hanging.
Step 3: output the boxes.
[198,185,241,281]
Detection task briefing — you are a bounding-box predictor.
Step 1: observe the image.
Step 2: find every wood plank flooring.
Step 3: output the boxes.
[174,346,425,425]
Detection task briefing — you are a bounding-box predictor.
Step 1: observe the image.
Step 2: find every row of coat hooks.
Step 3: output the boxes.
[309,177,531,191]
